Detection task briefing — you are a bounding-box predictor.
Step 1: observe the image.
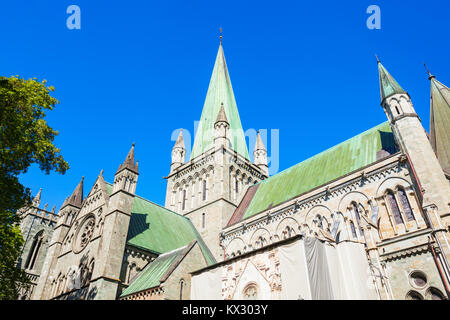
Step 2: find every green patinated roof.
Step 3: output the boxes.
[430,77,450,174]
[105,183,216,265]
[120,246,186,297]
[233,121,397,223]
[378,62,406,101]
[190,43,249,160]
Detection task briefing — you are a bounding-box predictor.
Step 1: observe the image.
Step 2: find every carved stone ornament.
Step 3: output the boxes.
[73,215,95,253]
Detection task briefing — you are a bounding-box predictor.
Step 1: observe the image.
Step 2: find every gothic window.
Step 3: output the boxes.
[387,191,403,225]
[406,290,424,300]
[202,213,206,229]
[128,263,136,283]
[25,231,44,270]
[88,259,95,281]
[398,188,414,221]
[316,216,323,229]
[55,274,62,297]
[182,189,186,210]
[235,176,239,194]
[243,283,258,300]
[427,287,446,300]
[410,271,427,288]
[352,203,364,235]
[202,180,207,201]
[350,221,357,239]
[179,279,185,300]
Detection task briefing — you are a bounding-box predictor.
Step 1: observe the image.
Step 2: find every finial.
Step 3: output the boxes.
[219,27,223,43]
[132,142,135,147]
[375,54,381,63]
[423,63,435,80]
[99,169,104,176]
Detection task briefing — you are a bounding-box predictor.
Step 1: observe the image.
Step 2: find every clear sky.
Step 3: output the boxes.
[2,0,449,210]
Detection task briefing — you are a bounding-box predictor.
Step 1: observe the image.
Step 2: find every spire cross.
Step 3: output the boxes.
[375,54,381,63]
[219,27,223,43]
[423,63,435,80]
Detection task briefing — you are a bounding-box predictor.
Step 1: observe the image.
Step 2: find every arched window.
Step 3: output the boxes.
[128,263,136,283]
[202,180,207,201]
[387,191,403,225]
[182,189,186,210]
[427,287,446,300]
[350,221,357,239]
[406,290,424,300]
[25,231,44,270]
[398,188,414,221]
[202,213,206,229]
[352,203,365,235]
[316,216,323,230]
[179,279,185,300]
[243,283,258,300]
[88,259,95,281]
[235,176,239,194]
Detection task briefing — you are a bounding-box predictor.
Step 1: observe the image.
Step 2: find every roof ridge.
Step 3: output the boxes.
[259,121,391,185]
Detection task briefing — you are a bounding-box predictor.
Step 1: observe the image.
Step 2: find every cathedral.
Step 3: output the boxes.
[17,40,450,300]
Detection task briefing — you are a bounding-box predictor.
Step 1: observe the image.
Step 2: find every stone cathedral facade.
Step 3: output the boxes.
[17,42,450,300]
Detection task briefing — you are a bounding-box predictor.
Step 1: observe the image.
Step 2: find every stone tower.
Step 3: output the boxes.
[91,143,139,299]
[377,61,450,281]
[18,189,58,299]
[32,177,84,299]
[164,42,268,260]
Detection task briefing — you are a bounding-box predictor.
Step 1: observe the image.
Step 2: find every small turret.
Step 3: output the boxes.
[32,188,42,207]
[377,60,415,123]
[253,131,269,177]
[113,143,139,195]
[171,130,185,172]
[214,103,230,148]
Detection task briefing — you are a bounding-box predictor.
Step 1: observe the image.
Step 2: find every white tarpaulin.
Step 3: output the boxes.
[336,241,377,300]
[278,238,376,300]
[324,243,347,299]
[278,240,311,300]
[190,266,222,300]
[304,237,334,300]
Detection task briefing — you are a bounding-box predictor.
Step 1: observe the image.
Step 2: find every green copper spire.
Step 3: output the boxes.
[429,76,450,175]
[190,43,249,160]
[377,61,406,102]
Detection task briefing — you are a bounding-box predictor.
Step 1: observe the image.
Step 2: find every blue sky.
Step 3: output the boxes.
[2,0,449,209]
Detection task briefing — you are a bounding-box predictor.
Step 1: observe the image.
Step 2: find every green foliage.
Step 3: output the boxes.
[0,75,69,300]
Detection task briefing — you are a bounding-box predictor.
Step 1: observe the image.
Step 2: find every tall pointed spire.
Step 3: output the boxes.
[32,188,42,207]
[191,42,249,160]
[429,75,450,175]
[377,60,406,102]
[66,177,84,208]
[117,143,139,174]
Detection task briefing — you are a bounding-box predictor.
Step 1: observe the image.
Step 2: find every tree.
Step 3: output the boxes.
[0,75,69,300]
